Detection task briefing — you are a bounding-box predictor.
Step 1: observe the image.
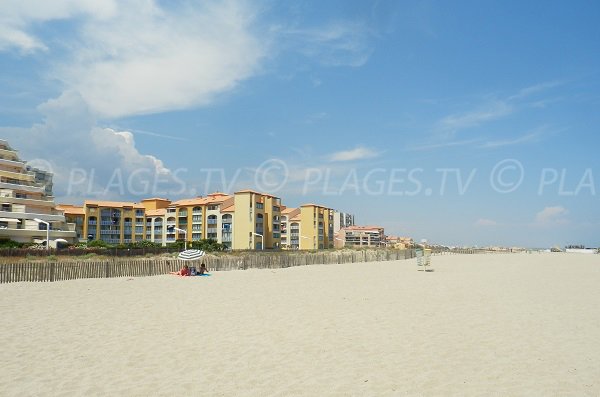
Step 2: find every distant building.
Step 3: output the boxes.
[339,225,385,247]
[0,139,77,245]
[333,211,355,234]
[385,235,414,249]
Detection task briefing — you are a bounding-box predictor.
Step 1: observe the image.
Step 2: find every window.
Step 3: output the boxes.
[208,205,219,211]
[256,202,264,209]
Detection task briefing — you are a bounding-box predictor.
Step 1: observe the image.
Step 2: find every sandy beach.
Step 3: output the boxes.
[1,252,599,396]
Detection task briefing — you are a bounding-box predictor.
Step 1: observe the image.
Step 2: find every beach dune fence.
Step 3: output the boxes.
[0,249,417,284]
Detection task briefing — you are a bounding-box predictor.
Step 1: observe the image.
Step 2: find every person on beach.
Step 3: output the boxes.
[170,264,191,276]
[199,263,209,275]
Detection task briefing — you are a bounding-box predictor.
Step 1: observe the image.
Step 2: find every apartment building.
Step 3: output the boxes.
[299,204,334,250]
[56,204,85,241]
[82,200,146,244]
[339,225,385,247]
[385,235,413,249]
[333,211,355,234]
[0,139,77,245]
[169,192,233,247]
[232,190,282,250]
[280,206,300,249]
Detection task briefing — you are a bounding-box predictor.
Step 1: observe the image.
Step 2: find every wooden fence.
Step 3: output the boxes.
[0,249,417,284]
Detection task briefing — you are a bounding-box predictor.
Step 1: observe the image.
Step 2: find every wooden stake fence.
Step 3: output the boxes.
[0,249,418,284]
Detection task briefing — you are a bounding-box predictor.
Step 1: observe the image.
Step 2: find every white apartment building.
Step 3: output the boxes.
[0,139,77,245]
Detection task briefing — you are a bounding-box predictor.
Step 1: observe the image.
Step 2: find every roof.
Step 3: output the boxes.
[301,203,332,209]
[221,200,235,212]
[282,207,298,214]
[235,189,280,198]
[343,225,384,231]
[171,197,206,207]
[172,193,233,207]
[84,200,145,209]
[140,197,170,202]
[146,208,166,216]
[56,204,85,215]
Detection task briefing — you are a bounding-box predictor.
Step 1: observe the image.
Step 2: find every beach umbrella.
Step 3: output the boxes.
[177,249,205,261]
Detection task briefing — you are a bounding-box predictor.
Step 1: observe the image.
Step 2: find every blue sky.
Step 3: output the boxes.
[1,0,599,248]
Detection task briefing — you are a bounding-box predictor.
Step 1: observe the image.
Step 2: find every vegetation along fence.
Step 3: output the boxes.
[0,249,418,284]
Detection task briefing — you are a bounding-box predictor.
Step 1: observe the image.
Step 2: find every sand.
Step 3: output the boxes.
[1,252,599,396]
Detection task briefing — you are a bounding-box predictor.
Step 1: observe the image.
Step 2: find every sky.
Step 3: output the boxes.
[1,0,599,248]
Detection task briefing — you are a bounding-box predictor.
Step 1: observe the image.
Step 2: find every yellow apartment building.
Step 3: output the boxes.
[83,200,146,244]
[169,192,233,247]
[298,204,334,250]
[232,190,282,250]
[139,198,170,245]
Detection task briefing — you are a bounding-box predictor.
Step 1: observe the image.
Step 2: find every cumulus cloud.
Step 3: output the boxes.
[535,206,569,223]
[328,146,380,162]
[0,92,183,202]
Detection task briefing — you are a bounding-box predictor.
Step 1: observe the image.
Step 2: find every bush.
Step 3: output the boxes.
[0,239,23,249]
[87,240,111,248]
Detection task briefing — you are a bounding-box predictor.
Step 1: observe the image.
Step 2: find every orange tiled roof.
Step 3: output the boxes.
[172,197,206,206]
[146,208,166,216]
[56,204,85,215]
[300,203,332,209]
[84,200,145,209]
[282,207,298,214]
[235,189,280,198]
[140,197,170,202]
[172,193,233,207]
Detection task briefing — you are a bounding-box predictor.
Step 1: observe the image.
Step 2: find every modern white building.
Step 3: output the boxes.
[0,139,77,246]
[333,211,355,234]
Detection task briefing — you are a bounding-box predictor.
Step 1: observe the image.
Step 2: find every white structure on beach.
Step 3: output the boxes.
[0,139,77,245]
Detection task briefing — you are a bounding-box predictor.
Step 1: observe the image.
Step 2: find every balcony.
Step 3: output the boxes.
[222,232,232,243]
[0,181,45,194]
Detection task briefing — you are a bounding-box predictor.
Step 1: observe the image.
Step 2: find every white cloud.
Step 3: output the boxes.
[281,21,373,67]
[508,81,564,101]
[58,1,266,118]
[535,206,569,223]
[439,101,513,132]
[0,0,117,53]
[0,1,267,118]
[0,92,183,201]
[475,218,497,226]
[479,128,545,149]
[328,146,380,162]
